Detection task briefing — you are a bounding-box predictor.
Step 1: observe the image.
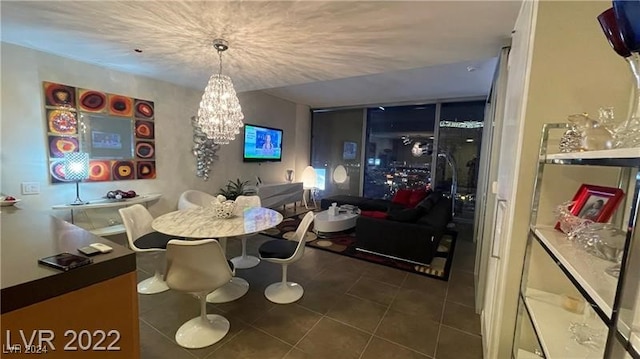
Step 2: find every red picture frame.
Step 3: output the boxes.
[556,184,624,231]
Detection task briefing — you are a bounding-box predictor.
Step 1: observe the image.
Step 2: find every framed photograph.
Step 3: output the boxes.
[556,184,624,231]
[343,141,357,160]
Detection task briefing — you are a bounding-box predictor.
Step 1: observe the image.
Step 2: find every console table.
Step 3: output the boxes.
[52,193,161,236]
[257,182,303,209]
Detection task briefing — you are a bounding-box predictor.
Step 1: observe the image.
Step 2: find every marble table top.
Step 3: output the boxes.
[152,206,284,238]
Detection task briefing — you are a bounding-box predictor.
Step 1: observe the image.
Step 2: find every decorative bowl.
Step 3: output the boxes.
[0,198,21,207]
[212,201,236,219]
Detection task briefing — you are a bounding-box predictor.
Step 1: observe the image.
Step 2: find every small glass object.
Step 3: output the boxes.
[568,322,605,349]
[570,223,626,278]
[567,113,614,151]
[555,201,592,236]
[559,126,583,153]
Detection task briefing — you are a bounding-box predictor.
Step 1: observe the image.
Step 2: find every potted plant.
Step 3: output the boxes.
[218,178,250,201]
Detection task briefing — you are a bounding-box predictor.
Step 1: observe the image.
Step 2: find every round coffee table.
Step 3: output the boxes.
[314,209,360,235]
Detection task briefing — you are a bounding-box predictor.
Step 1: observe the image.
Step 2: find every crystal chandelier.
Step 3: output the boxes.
[196,39,244,144]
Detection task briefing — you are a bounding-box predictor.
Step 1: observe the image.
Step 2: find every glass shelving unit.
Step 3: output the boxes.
[513,123,640,359]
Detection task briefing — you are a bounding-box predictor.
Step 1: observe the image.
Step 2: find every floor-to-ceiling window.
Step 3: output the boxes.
[363,105,436,199]
[310,109,364,198]
[436,100,485,221]
[310,100,486,216]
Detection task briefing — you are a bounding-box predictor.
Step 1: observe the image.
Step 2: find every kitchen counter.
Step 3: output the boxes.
[1,207,136,313]
[0,207,139,358]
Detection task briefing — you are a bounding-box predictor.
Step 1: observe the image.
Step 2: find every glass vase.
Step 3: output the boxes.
[613,53,640,148]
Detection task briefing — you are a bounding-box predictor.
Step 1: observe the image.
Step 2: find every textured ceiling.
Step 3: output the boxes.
[1,1,520,107]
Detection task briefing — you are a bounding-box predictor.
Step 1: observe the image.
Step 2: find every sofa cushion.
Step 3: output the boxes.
[416,191,442,212]
[360,210,388,219]
[387,207,425,223]
[321,196,391,212]
[392,189,412,206]
[408,189,429,207]
[417,196,452,227]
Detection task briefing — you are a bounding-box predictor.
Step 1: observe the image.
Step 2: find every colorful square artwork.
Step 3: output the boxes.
[44,82,76,108]
[43,81,156,184]
[47,109,78,135]
[87,160,112,182]
[48,135,79,158]
[137,161,156,179]
[49,160,71,183]
[78,89,107,113]
[134,99,154,120]
[112,161,136,180]
[135,140,155,159]
[108,94,133,117]
[135,120,154,139]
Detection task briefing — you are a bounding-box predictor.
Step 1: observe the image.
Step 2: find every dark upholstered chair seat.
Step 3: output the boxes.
[227,260,234,271]
[259,240,298,259]
[135,232,175,249]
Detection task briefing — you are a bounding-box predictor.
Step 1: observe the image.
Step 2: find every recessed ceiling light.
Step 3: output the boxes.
[134,49,143,53]
[466,138,474,142]
[466,66,476,72]
[378,106,385,111]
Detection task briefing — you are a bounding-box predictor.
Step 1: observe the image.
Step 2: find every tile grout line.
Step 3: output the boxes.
[139,317,199,359]
[286,304,327,355]
[357,277,403,359]
[369,334,436,359]
[248,323,298,348]
[432,275,452,359]
[439,323,482,338]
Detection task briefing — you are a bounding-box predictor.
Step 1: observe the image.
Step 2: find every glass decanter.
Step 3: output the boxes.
[613,53,640,148]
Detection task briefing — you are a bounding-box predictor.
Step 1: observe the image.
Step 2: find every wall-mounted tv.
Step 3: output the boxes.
[81,114,134,160]
[243,124,283,162]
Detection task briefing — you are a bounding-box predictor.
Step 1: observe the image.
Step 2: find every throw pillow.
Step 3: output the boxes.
[387,207,425,223]
[360,210,388,219]
[391,189,412,206]
[416,191,442,212]
[408,189,429,207]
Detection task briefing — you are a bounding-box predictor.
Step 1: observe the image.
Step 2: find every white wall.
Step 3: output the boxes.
[0,42,310,220]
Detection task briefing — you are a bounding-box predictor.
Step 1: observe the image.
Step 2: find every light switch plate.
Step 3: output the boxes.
[22,182,40,195]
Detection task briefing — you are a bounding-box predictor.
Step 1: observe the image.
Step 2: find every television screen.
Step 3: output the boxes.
[243,124,283,162]
[92,131,122,149]
[81,114,134,159]
[314,168,326,191]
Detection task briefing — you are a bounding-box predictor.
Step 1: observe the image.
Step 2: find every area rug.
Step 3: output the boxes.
[261,213,457,281]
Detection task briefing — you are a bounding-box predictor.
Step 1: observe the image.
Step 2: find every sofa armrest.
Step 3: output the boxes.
[355,216,443,265]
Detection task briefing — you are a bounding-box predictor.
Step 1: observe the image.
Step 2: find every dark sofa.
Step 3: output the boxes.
[320,192,452,265]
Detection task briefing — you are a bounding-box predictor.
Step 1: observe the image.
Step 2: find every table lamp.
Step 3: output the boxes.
[64,152,90,205]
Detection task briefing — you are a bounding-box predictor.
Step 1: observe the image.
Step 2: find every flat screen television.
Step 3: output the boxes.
[243,124,283,162]
[81,114,134,159]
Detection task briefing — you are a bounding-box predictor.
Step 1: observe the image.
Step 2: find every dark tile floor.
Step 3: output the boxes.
[129,208,481,359]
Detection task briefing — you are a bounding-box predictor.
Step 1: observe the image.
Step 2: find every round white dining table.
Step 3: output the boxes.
[152,206,283,303]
